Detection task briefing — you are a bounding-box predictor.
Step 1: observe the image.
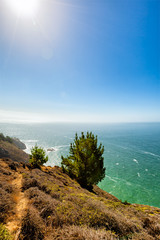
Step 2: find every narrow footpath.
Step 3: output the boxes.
[6,173,28,240]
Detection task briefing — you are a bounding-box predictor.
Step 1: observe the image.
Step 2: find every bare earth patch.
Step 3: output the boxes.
[6,173,28,239]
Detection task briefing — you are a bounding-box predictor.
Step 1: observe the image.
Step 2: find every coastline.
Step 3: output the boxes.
[0,122,160,208]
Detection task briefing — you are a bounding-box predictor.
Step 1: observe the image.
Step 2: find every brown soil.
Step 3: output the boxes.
[6,172,28,239]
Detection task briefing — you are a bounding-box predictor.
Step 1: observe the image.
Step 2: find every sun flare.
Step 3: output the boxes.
[6,0,38,18]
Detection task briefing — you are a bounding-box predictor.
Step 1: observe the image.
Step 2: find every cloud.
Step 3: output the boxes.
[0,108,159,124]
[0,109,51,123]
[0,108,109,123]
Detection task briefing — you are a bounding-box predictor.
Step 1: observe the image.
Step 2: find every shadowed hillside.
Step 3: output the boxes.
[0,134,29,163]
[0,157,160,240]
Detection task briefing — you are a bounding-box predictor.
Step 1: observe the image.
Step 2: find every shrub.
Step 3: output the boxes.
[0,188,14,222]
[0,224,13,240]
[61,132,105,189]
[47,225,118,240]
[0,133,13,144]
[19,207,44,240]
[29,145,48,168]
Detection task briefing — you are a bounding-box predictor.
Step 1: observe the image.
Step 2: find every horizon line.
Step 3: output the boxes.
[0,121,160,125]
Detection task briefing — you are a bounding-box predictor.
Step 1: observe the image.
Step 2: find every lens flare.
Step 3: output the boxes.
[6,0,38,18]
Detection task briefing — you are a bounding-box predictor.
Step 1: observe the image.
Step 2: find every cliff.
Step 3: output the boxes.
[0,156,160,240]
[12,138,26,150]
[0,134,29,163]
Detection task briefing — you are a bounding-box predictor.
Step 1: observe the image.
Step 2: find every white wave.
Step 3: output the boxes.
[111,176,132,186]
[47,144,70,152]
[58,144,69,148]
[22,139,39,154]
[54,144,69,149]
[109,143,128,150]
[145,169,148,172]
[126,181,132,186]
[133,159,139,164]
[24,140,38,143]
[105,175,117,183]
[121,146,128,150]
[137,172,140,177]
[116,163,119,165]
[143,151,160,158]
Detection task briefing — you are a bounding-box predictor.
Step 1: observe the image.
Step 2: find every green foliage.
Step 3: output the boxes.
[0,133,13,143]
[61,132,106,189]
[29,145,48,168]
[122,200,131,205]
[0,133,5,141]
[0,224,13,240]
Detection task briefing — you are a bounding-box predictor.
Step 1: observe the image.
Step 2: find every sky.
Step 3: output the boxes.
[0,0,159,123]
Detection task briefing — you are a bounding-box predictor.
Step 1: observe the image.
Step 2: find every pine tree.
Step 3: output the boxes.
[61,132,105,189]
[30,145,48,168]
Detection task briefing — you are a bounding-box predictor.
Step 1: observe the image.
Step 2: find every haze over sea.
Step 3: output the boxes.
[0,122,160,208]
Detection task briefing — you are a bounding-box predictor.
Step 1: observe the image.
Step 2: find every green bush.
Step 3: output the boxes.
[0,224,13,240]
[29,145,48,168]
[0,133,13,143]
[61,132,106,189]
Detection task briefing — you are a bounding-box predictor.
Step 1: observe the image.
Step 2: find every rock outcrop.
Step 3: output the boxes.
[0,141,29,163]
[12,138,26,150]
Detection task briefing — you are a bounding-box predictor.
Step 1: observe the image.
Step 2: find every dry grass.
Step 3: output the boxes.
[19,207,45,240]
[0,188,14,223]
[20,164,160,239]
[45,225,118,240]
[0,160,15,223]
[0,158,160,240]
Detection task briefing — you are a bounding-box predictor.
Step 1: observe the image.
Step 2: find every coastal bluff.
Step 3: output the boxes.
[0,134,29,163]
[0,139,160,239]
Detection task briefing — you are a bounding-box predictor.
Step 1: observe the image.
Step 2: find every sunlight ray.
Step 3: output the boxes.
[6,0,38,18]
[3,17,19,70]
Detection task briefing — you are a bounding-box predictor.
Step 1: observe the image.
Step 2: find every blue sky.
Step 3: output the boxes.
[0,0,159,123]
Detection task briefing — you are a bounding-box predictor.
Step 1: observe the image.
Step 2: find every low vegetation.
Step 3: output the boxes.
[0,224,13,240]
[0,134,26,150]
[0,134,160,239]
[29,145,48,168]
[0,133,13,144]
[0,158,160,239]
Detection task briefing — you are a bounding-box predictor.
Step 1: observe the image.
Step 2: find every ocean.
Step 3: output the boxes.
[0,122,160,208]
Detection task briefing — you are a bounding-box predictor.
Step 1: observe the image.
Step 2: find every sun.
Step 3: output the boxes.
[6,0,38,18]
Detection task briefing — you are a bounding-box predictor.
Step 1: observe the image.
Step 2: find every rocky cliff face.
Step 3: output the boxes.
[0,157,160,240]
[0,141,29,163]
[0,134,28,163]
[12,138,26,150]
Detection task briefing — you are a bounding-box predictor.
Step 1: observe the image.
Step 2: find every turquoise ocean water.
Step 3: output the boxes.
[0,122,159,208]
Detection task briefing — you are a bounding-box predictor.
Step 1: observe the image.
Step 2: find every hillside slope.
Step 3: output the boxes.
[0,136,29,163]
[0,158,160,240]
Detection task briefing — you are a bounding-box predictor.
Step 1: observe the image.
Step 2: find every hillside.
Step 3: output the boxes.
[0,157,160,240]
[0,134,29,163]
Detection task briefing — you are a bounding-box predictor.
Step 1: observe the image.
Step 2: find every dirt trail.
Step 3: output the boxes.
[6,172,28,239]
[0,159,9,168]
